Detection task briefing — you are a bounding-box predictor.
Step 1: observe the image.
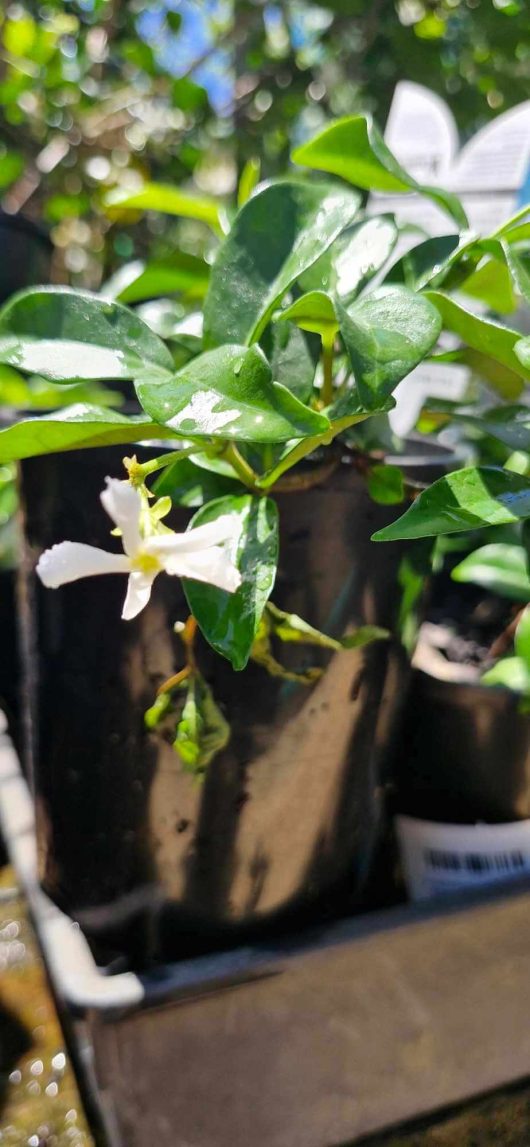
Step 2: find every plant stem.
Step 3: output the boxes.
[222,442,261,491]
[321,339,334,407]
[125,445,201,485]
[256,414,368,490]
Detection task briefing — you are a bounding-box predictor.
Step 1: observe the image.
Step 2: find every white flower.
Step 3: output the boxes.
[36,478,242,620]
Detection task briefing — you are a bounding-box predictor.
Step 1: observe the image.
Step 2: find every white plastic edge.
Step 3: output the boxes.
[0,713,144,1011]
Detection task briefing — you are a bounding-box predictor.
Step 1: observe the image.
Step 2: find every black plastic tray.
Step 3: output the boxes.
[3,713,530,1147]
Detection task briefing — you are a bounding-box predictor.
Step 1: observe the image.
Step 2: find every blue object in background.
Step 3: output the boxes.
[137,0,232,114]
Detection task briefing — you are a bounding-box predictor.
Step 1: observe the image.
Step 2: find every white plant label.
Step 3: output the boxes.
[368,82,530,433]
[396,814,530,902]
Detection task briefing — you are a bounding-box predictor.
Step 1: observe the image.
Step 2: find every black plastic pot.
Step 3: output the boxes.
[0,569,18,737]
[0,211,52,303]
[395,667,530,825]
[18,443,450,968]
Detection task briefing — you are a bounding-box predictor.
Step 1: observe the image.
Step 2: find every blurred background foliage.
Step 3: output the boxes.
[0,0,529,289]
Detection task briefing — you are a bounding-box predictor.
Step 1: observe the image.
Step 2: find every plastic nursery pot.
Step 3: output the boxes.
[0,211,52,303]
[0,569,18,734]
[395,666,530,826]
[18,442,451,968]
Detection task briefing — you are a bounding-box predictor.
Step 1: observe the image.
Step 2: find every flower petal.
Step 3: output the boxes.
[144,514,240,557]
[162,546,241,593]
[37,542,130,588]
[122,570,157,620]
[100,479,142,557]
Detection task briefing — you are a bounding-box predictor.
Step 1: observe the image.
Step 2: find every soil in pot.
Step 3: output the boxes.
[19,444,440,969]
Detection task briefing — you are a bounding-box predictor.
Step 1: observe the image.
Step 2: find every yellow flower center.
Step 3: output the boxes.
[132,551,161,575]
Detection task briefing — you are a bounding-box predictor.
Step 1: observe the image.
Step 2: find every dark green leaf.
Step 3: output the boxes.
[136,343,329,442]
[292,116,468,229]
[337,286,442,409]
[183,494,279,670]
[154,456,245,507]
[387,234,466,291]
[373,467,530,542]
[269,321,316,403]
[203,180,360,347]
[0,404,175,462]
[0,287,173,382]
[452,544,530,602]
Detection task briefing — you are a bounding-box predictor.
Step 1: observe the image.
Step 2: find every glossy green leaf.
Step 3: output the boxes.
[203,180,360,347]
[0,287,173,382]
[300,215,398,300]
[452,544,530,602]
[334,216,398,301]
[114,253,210,305]
[387,233,467,291]
[373,467,530,542]
[292,116,468,229]
[154,456,244,507]
[104,182,223,233]
[279,291,338,342]
[0,404,176,463]
[426,292,529,386]
[183,494,279,670]
[136,343,329,442]
[337,286,442,409]
[269,322,316,403]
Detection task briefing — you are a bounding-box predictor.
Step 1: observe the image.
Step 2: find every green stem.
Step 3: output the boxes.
[321,339,334,407]
[126,445,202,485]
[256,414,367,491]
[222,442,261,491]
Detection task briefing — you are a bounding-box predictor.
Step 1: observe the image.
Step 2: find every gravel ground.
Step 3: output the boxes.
[0,866,94,1147]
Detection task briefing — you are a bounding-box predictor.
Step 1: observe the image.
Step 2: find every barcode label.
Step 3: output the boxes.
[424,848,525,875]
[396,815,530,902]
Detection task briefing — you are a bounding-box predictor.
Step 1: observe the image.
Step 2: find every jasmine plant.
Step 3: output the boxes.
[3,114,530,769]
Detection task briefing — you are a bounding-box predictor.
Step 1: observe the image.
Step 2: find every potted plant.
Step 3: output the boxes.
[374,309,530,899]
[1,114,529,967]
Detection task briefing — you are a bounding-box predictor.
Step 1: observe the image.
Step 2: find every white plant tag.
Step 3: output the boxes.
[369,82,530,434]
[396,814,530,902]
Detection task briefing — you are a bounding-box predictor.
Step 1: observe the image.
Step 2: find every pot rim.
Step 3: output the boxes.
[0,208,52,249]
